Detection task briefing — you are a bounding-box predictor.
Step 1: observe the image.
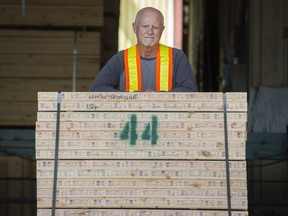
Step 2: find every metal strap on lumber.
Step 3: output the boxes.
[223,93,232,216]
[51,92,61,216]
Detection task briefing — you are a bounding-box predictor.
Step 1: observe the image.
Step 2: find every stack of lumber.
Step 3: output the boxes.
[0,30,100,126]
[0,0,104,126]
[36,92,248,215]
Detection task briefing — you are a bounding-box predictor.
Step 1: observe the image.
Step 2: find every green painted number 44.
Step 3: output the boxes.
[120,114,158,145]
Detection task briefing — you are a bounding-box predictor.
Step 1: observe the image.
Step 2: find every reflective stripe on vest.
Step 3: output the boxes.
[124,44,173,92]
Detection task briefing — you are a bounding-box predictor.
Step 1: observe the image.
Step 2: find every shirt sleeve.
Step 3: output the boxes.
[89,52,124,92]
[171,49,198,92]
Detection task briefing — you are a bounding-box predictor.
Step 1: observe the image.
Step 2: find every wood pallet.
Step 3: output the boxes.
[36,92,248,215]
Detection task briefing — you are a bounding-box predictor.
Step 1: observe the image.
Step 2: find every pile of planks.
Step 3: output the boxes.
[0,30,100,126]
[36,92,248,216]
[0,0,104,126]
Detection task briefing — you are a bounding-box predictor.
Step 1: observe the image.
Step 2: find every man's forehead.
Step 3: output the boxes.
[139,13,161,24]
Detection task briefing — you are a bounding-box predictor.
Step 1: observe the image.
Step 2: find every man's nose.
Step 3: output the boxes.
[147,27,153,34]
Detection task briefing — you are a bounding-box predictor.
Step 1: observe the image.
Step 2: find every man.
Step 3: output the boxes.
[89,7,198,92]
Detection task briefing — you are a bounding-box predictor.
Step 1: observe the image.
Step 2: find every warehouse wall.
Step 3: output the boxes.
[249,0,288,87]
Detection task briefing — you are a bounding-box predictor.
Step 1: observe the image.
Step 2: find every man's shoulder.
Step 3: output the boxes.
[159,44,185,55]
[171,47,184,53]
[108,50,124,61]
[171,47,186,59]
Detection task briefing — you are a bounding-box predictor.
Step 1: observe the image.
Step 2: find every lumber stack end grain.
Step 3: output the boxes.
[36,92,248,215]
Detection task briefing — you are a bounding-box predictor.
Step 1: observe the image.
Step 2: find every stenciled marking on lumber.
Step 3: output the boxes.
[38,92,247,101]
[119,114,158,145]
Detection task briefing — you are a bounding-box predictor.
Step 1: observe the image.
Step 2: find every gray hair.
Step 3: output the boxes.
[134,7,164,28]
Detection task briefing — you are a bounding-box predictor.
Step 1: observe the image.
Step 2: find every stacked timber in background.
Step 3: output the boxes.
[0,30,100,125]
[36,92,248,216]
[0,0,105,126]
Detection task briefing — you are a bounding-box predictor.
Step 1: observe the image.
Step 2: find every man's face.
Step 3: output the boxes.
[133,10,164,47]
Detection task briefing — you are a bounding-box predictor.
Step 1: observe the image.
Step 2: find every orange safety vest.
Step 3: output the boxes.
[124,44,173,92]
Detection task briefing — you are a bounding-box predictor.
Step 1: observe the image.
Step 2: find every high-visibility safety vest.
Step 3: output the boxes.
[124,44,173,92]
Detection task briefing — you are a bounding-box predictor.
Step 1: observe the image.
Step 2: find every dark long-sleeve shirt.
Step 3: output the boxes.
[89,47,198,92]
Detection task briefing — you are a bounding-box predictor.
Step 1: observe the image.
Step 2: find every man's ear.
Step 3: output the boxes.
[132,23,136,33]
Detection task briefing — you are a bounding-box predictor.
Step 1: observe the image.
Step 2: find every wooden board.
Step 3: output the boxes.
[0,6,103,27]
[36,120,246,131]
[0,79,91,93]
[0,30,100,55]
[35,130,245,141]
[35,140,246,160]
[36,111,247,122]
[37,197,247,209]
[37,209,249,216]
[37,178,246,189]
[38,92,247,101]
[0,0,103,6]
[0,55,99,79]
[38,100,247,112]
[37,92,247,112]
[37,160,246,178]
